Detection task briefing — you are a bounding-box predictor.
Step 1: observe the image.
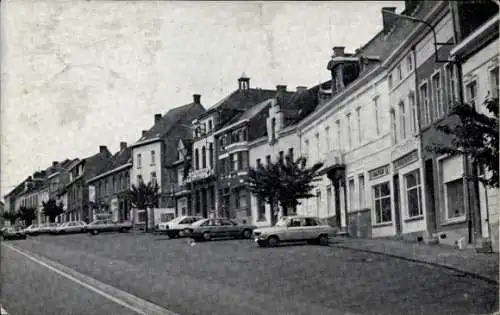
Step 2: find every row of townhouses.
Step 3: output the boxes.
[3,1,499,250]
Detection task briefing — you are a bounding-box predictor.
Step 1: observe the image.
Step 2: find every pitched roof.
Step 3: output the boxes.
[203,88,278,116]
[223,98,274,127]
[137,102,206,143]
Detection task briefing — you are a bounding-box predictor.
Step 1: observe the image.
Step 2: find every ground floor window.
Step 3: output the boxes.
[405,170,423,217]
[439,155,465,221]
[257,198,266,221]
[373,182,392,224]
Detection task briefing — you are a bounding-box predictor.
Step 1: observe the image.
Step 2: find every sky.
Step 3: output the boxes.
[1,0,404,198]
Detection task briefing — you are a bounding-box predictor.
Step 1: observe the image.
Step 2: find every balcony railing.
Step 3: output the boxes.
[190,168,215,181]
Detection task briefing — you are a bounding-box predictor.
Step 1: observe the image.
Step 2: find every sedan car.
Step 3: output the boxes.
[190,218,257,241]
[2,226,27,240]
[253,216,338,247]
[37,223,60,234]
[87,219,132,235]
[155,216,202,238]
[24,224,41,236]
[53,221,87,234]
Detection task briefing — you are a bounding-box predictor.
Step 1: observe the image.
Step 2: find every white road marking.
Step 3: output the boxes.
[3,244,177,315]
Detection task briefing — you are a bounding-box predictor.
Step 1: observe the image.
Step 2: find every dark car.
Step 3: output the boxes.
[2,226,27,240]
[190,218,257,241]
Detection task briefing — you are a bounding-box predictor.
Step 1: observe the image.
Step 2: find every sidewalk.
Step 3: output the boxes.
[329,237,499,284]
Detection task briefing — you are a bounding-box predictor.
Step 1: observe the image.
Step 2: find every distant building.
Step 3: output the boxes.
[87,142,132,222]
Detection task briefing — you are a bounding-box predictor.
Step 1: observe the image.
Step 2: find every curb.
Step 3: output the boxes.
[330,242,499,285]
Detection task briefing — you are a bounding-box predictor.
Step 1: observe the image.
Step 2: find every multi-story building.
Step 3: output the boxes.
[189,75,282,220]
[129,95,205,227]
[172,138,193,217]
[65,146,113,222]
[87,142,132,222]
[447,1,499,249]
[248,83,324,227]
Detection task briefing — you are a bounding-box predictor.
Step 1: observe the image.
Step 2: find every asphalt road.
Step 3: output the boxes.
[1,232,498,315]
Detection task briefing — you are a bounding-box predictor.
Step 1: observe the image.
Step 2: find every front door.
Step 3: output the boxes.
[393,174,402,235]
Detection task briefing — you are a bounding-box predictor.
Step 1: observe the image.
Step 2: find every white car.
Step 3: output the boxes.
[53,221,87,234]
[24,224,41,235]
[38,223,60,234]
[253,216,339,247]
[155,216,202,238]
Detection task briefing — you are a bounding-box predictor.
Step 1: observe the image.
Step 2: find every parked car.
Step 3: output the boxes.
[2,225,27,240]
[190,218,257,241]
[0,226,9,236]
[38,223,60,234]
[24,224,41,236]
[155,216,202,238]
[53,221,88,234]
[87,219,132,235]
[253,216,338,247]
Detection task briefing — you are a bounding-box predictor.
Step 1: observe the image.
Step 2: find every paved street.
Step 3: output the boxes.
[1,233,498,315]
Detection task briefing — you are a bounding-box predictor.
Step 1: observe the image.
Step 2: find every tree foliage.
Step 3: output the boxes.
[124,180,160,232]
[42,199,64,223]
[428,97,499,188]
[2,211,19,225]
[247,152,323,225]
[18,206,37,226]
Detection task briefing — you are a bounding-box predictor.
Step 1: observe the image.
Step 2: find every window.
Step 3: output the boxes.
[432,72,444,118]
[440,155,465,221]
[238,151,244,170]
[326,185,332,216]
[201,146,206,168]
[304,140,309,158]
[335,120,342,149]
[420,82,430,126]
[466,80,478,108]
[390,109,397,143]
[348,178,355,210]
[373,97,380,135]
[151,150,156,165]
[256,158,261,166]
[271,117,276,140]
[405,170,423,217]
[137,175,143,184]
[445,63,457,108]
[137,154,142,169]
[315,132,320,161]
[490,66,499,99]
[409,92,418,133]
[279,151,284,162]
[113,176,117,193]
[388,74,393,89]
[208,143,214,168]
[266,155,271,166]
[194,149,199,170]
[208,120,213,132]
[399,101,407,140]
[288,148,294,161]
[232,153,239,171]
[356,107,362,143]
[373,182,392,224]
[305,217,318,226]
[325,126,331,151]
[406,53,413,72]
[358,174,365,208]
[151,172,157,186]
[397,64,403,81]
[346,113,352,148]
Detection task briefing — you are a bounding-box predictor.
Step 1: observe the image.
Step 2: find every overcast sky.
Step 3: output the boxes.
[1,0,404,198]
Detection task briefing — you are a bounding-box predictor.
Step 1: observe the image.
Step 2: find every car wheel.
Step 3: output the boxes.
[242,229,252,239]
[119,227,127,233]
[184,228,193,236]
[318,234,329,246]
[91,229,99,235]
[267,235,279,247]
[202,232,211,241]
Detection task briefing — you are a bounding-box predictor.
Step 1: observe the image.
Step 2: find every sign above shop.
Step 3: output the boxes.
[394,150,418,171]
[369,164,390,180]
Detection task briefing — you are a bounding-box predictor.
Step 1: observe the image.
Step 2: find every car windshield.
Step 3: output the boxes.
[275,218,289,227]
[191,219,208,227]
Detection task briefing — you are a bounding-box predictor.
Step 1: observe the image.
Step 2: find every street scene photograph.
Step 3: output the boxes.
[1,1,499,314]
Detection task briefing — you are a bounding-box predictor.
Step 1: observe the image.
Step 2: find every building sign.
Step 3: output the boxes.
[88,185,96,203]
[368,164,390,180]
[393,150,418,171]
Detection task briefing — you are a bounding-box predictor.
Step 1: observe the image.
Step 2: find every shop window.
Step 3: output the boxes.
[373,182,392,224]
[440,155,465,221]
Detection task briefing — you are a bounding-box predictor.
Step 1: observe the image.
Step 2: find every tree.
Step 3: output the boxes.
[428,97,499,188]
[18,206,37,226]
[42,199,64,223]
[125,180,160,232]
[247,152,324,225]
[2,211,19,225]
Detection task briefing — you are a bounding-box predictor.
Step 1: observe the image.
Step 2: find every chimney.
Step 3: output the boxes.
[332,46,345,58]
[120,142,127,150]
[381,7,397,33]
[238,73,250,90]
[193,94,201,104]
[154,114,162,124]
[99,145,108,154]
[276,85,287,105]
[52,161,58,168]
[296,86,307,92]
[142,130,147,136]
